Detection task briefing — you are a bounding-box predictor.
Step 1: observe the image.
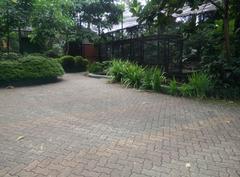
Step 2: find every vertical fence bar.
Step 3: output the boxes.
[98,25,183,74]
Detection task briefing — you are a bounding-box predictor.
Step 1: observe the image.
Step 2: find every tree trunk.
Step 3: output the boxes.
[234,0,240,56]
[65,34,69,55]
[223,0,231,62]
[18,25,23,54]
[7,2,10,54]
[98,25,101,35]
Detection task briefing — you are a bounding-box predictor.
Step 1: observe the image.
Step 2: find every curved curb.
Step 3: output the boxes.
[88,73,112,79]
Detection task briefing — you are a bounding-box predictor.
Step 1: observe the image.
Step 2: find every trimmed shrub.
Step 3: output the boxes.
[27,53,46,57]
[75,56,89,72]
[60,55,89,72]
[0,52,21,60]
[0,55,64,85]
[60,55,75,72]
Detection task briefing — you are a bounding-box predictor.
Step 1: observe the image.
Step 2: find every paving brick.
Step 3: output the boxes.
[0,74,240,177]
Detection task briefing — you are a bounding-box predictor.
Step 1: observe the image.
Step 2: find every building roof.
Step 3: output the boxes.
[105,1,216,33]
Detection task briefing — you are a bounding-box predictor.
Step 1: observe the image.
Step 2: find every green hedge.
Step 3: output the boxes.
[0,52,22,60]
[60,55,89,72]
[75,56,89,72]
[0,55,64,85]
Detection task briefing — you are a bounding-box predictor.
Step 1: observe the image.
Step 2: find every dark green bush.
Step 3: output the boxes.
[60,55,89,72]
[45,49,61,58]
[60,55,75,72]
[88,62,105,74]
[0,52,21,60]
[27,53,46,57]
[210,87,240,99]
[203,58,240,99]
[0,55,64,85]
[75,56,89,72]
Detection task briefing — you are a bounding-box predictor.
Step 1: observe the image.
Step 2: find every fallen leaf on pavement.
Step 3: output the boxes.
[16,136,25,141]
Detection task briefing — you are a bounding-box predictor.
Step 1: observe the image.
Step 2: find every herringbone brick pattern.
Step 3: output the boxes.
[0,74,240,177]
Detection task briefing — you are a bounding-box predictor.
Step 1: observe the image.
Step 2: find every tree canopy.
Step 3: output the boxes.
[0,0,123,52]
[129,0,240,62]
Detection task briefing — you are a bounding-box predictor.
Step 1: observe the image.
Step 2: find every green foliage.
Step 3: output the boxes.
[204,58,240,99]
[150,67,166,91]
[60,55,88,72]
[88,62,104,74]
[107,60,129,82]
[60,55,75,72]
[141,67,166,91]
[106,60,234,99]
[179,83,194,97]
[120,62,144,88]
[88,61,112,74]
[107,60,165,90]
[188,72,212,98]
[30,0,74,48]
[80,0,123,33]
[141,68,153,90]
[0,55,64,85]
[75,56,89,72]
[212,87,240,100]
[168,78,179,95]
[179,72,212,98]
[0,52,21,60]
[45,48,62,58]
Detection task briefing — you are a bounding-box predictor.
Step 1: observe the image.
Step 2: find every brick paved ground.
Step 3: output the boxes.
[0,74,240,177]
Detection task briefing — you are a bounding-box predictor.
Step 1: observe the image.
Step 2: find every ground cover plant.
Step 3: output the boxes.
[106,59,217,99]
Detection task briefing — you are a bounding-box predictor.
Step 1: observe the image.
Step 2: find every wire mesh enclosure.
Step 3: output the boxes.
[99,24,183,74]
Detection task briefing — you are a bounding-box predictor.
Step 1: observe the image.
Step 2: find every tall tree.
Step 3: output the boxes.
[30,0,74,49]
[0,0,34,53]
[130,0,238,62]
[80,0,123,34]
